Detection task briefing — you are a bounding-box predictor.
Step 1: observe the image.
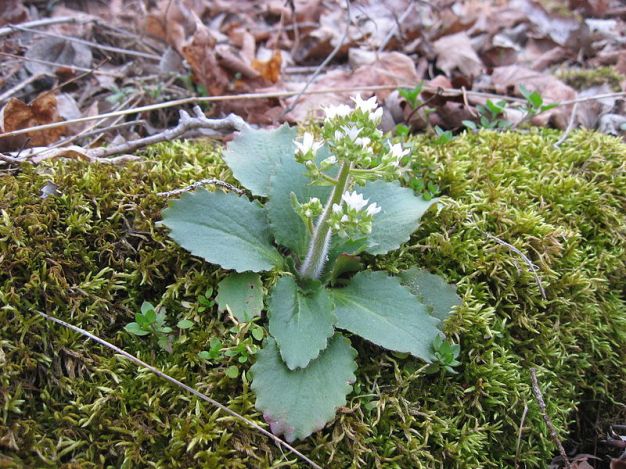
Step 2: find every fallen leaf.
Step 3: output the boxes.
[24,38,93,76]
[0,93,66,152]
[282,52,420,122]
[575,84,616,129]
[40,182,61,199]
[433,32,483,78]
[252,50,283,83]
[0,0,28,27]
[491,65,576,128]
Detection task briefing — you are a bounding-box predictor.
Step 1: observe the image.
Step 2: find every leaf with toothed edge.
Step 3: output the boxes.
[330,271,440,362]
[268,276,335,370]
[251,334,357,442]
[359,180,438,255]
[160,190,282,272]
[398,267,461,323]
[223,125,297,197]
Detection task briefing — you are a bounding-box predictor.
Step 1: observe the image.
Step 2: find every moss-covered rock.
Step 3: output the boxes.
[0,130,624,468]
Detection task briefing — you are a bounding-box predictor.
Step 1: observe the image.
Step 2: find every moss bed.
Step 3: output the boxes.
[1,130,625,468]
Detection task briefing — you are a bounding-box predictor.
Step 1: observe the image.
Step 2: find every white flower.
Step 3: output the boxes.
[332,203,343,214]
[323,104,352,120]
[295,132,323,156]
[340,214,349,222]
[369,107,384,122]
[321,155,337,166]
[341,125,361,141]
[342,191,369,211]
[355,136,371,148]
[366,203,381,216]
[389,143,409,160]
[352,94,379,113]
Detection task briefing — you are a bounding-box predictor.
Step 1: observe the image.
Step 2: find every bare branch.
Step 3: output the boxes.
[530,368,571,469]
[37,311,322,469]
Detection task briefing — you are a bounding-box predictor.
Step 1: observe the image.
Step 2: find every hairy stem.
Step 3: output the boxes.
[299,162,352,279]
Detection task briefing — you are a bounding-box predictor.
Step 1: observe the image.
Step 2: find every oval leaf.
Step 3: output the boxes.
[268,276,335,369]
[251,334,357,442]
[330,271,440,361]
[216,272,265,322]
[223,125,297,197]
[359,180,437,255]
[398,267,461,322]
[160,190,282,272]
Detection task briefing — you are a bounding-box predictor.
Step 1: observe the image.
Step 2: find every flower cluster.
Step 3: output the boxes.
[327,191,381,239]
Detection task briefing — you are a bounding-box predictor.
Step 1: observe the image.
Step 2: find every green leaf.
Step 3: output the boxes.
[268,276,336,370]
[225,365,239,378]
[223,125,297,197]
[124,322,150,336]
[177,319,194,329]
[359,180,437,255]
[398,267,461,322]
[216,272,265,322]
[140,301,155,315]
[330,271,440,361]
[266,153,332,258]
[160,190,282,272]
[251,334,357,442]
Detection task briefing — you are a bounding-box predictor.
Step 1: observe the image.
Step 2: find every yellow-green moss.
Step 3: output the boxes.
[556,66,623,92]
[0,130,625,468]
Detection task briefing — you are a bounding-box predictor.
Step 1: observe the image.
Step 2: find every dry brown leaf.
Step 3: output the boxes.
[181,24,229,96]
[252,50,282,83]
[0,0,28,27]
[282,51,419,122]
[145,0,198,55]
[513,0,585,48]
[433,32,483,78]
[491,65,576,128]
[24,38,93,76]
[0,93,66,152]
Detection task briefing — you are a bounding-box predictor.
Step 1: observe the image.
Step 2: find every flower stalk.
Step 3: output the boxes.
[299,161,352,279]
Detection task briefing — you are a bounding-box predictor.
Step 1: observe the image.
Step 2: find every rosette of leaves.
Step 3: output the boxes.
[160,122,461,442]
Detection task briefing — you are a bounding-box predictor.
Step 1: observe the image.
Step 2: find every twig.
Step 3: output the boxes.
[0,16,83,38]
[0,72,50,103]
[377,2,415,53]
[0,52,124,78]
[89,107,248,159]
[0,85,533,141]
[0,152,28,165]
[36,311,321,469]
[514,403,529,469]
[553,102,579,148]
[157,178,245,196]
[484,233,547,299]
[10,25,161,61]
[530,368,571,469]
[559,91,625,106]
[281,0,353,117]
[2,108,247,165]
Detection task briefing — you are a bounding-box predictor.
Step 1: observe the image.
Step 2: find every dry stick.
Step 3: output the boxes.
[514,403,529,469]
[157,178,245,197]
[553,102,579,148]
[530,368,571,469]
[88,107,248,159]
[10,24,162,61]
[0,16,82,37]
[0,52,124,78]
[281,0,353,117]
[484,233,547,299]
[36,311,321,469]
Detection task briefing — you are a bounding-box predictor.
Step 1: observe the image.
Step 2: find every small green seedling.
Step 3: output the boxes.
[464,99,512,131]
[425,335,461,374]
[518,85,558,122]
[197,287,215,313]
[125,301,194,352]
[433,125,454,145]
